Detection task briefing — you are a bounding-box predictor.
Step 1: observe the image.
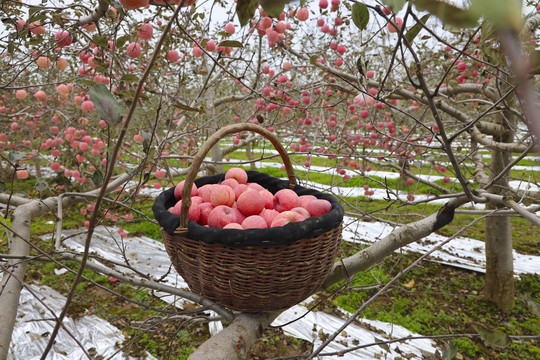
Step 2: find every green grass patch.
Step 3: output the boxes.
[326,249,540,360]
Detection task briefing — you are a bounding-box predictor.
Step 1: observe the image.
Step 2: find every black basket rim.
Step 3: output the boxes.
[152,170,344,247]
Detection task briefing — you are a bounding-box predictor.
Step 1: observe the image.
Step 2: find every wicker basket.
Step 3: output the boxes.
[155,123,343,312]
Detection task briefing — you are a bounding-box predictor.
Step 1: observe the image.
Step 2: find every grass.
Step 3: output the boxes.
[323,246,540,359]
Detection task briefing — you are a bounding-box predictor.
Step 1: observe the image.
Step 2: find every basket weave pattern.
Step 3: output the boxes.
[162,224,342,312]
[156,123,343,312]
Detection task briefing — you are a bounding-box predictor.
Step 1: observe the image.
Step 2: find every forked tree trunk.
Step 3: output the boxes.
[484,126,514,311]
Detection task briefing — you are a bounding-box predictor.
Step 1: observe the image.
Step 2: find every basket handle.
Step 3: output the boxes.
[178,123,296,229]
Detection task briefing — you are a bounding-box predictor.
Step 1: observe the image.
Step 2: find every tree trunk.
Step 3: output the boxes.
[484,126,514,311]
[245,143,256,170]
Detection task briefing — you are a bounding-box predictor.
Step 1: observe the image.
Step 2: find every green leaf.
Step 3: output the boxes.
[28,6,41,17]
[411,0,479,28]
[256,114,264,123]
[472,324,512,349]
[442,340,458,360]
[381,0,407,12]
[405,14,430,43]
[260,0,292,17]
[92,170,103,186]
[79,79,98,87]
[9,151,25,163]
[120,74,140,83]
[28,13,47,23]
[95,66,108,74]
[140,130,152,140]
[218,40,243,48]
[356,56,365,77]
[469,0,522,32]
[310,55,318,65]
[172,102,199,112]
[235,0,259,27]
[352,3,370,30]
[92,34,109,48]
[27,37,43,46]
[523,296,540,316]
[142,139,150,153]
[35,179,48,193]
[116,34,130,49]
[89,84,124,125]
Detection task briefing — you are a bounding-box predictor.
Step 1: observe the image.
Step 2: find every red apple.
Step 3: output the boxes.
[225,167,248,184]
[273,189,299,212]
[198,202,214,225]
[234,184,249,200]
[306,199,332,217]
[221,178,239,189]
[210,185,236,207]
[174,180,198,200]
[298,195,317,208]
[387,17,403,33]
[224,223,244,229]
[191,196,203,206]
[168,200,201,222]
[271,211,306,227]
[259,189,274,209]
[242,215,268,229]
[260,208,279,227]
[207,205,237,228]
[232,207,247,224]
[291,207,311,219]
[237,189,265,216]
[198,184,215,203]
[247,182,265,191]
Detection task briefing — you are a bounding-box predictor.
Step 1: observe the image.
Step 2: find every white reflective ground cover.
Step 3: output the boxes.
[7,282,156,360]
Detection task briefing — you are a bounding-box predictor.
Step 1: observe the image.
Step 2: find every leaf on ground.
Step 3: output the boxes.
[472,323,512,348]
[442,340,458,360]
[89,84,124,125]
[403,279,415,288]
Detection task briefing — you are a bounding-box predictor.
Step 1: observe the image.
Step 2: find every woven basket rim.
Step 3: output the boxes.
[153,170,344,247]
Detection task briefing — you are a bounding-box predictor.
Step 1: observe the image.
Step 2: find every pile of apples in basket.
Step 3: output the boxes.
[168,168,332,229]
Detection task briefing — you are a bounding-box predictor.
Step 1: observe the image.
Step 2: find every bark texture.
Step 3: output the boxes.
[484,110,515,311]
